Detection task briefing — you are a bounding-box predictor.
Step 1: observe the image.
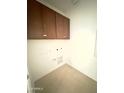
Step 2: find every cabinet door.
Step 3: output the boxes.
[42,5,56,39]
[27,0,44,39]
[56,13,70,39]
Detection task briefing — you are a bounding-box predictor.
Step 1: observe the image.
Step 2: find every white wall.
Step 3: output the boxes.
[28,40,71,83]
[66,0,97,80]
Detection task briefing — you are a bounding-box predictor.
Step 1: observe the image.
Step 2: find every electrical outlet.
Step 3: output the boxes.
[52,58,56,61]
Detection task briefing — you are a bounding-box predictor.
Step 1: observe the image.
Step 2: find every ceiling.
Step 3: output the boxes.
[42,0,80,13]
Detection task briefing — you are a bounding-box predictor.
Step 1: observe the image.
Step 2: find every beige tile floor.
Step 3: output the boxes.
[35,64,97,93]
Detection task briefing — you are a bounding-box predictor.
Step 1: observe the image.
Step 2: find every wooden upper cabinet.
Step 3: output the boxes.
[56,13,70,39]
[27,0,70,39]
[27,0,44,39]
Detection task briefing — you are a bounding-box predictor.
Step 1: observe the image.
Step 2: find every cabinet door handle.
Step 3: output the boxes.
[63,36,66,38]
[43,34,47,37]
